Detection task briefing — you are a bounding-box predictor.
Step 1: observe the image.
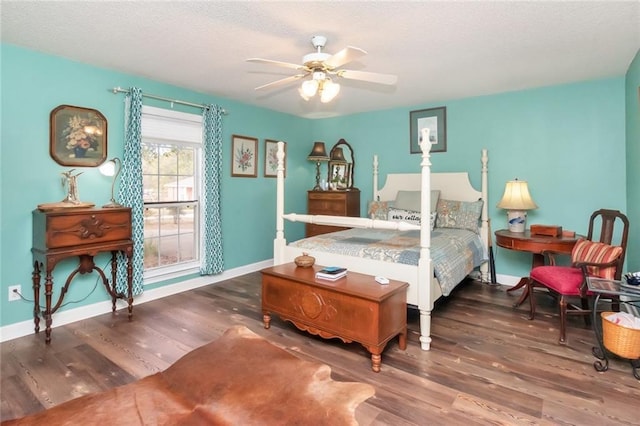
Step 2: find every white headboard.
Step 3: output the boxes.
[375,172,482,203]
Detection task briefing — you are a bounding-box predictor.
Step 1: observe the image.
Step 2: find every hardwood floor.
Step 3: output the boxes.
[2,272,639,425]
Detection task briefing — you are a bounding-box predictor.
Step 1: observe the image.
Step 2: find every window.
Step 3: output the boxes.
[141,107,203,278]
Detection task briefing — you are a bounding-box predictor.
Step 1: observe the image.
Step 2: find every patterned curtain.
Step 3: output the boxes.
[200,105,224,275]
[117,87,145,295]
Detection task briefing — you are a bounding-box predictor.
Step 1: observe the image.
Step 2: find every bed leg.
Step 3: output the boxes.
[418,309,432,350]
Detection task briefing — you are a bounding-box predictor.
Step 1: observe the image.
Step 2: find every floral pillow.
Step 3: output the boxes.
[387,209,437,230]
[368,200,392,220]
[435,199,483,233]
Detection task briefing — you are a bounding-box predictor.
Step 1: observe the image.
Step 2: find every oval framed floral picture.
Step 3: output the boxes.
[50,104,107,167]
[231,134,258,177]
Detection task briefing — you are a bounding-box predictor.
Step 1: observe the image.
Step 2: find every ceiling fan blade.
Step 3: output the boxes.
[255,74,306,91]
[337,69,398,85]
[324,46,367,69]
[247,58,306,71]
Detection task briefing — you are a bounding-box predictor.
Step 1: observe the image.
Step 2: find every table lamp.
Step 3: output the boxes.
[99,157,123,208]
[496,178,537,233]
[307,142,329,190]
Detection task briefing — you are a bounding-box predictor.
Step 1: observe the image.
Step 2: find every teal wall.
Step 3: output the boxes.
[1,43,635,330]
[0,44,312,326]
[626,50,640,272]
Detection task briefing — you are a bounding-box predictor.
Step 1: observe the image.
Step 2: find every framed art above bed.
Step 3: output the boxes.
[410,107,446,154]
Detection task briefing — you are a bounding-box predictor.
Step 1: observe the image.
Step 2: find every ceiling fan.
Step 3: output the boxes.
[247,35,398,102]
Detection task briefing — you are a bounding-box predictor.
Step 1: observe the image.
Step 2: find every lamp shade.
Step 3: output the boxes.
[496,179,538,210]
[307,142,329,161]
[330,147,347,163]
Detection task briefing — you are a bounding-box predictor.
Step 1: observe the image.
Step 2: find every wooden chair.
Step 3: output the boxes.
[527,209,629,343]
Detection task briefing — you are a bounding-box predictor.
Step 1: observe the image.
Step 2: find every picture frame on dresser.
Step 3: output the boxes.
[409,106,446,154]
[231,134,258,177]
[50,104,107,167]
[264,139,286,178]
[329,163,350,190]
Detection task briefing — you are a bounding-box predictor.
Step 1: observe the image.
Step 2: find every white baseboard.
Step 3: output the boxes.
[0,260,273,343]
[495,274,522,287]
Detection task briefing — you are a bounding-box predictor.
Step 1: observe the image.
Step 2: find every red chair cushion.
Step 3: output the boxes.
[530,266,585,295]
[571,239,622,279]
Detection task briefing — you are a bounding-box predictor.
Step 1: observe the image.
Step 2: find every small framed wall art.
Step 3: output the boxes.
[264,139,286,178]
[231,134,258,177]
[50,105,107,167]
[409,106,447,154]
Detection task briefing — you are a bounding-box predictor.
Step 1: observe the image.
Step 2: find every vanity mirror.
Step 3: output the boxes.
[327,138,355,190]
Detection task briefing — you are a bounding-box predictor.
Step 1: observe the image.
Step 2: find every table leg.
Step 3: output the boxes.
[263,312,271,329]
[32,261,41,334]
[508,277,529,308]
[507,253,545,308]
[591,294,610,373]
[44,270,54,344]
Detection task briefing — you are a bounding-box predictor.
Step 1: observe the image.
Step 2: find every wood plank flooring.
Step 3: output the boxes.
[2,273,639,425]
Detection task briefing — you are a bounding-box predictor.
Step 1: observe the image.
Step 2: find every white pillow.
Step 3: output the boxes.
[394,190,440,212]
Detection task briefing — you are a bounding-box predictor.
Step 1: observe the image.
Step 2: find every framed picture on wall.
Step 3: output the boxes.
[409,106,446,154]
[264,139,286,178]
[231,134,258,177]
[50,105,107,167]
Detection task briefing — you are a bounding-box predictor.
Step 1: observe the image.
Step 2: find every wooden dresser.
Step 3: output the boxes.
[31,207,134,343]
[306,189,360,237]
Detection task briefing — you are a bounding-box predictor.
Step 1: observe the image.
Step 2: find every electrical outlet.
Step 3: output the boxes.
[8,285,21,302]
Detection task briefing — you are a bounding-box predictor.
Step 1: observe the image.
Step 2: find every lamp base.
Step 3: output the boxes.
[506,210,527,233]
[102,201,124,208]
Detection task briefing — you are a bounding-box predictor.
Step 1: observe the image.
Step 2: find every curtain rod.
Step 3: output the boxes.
[111,87,228,115]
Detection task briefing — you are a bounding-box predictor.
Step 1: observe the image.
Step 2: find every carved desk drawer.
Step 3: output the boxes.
[33,207,132,250]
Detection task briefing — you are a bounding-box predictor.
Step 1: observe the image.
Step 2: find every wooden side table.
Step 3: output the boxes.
[32,207,134,343]
[494,229,581,307]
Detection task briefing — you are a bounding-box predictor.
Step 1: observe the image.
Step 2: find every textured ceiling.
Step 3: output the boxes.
[2,1,639,119]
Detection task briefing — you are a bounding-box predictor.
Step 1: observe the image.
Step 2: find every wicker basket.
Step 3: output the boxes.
[601,312,640,359]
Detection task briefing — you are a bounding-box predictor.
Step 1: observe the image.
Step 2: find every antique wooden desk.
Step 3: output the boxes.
[495,229,581,307]
[31,207,134,343]
[261,263,407,372]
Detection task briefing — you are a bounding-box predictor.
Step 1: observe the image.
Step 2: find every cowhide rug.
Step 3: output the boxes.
[2,325,375,425]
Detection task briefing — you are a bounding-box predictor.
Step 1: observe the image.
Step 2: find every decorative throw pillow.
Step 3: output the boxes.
[368,200,391,220]
[394,190,440,212]
[571,239,622,279]
[435,199,483,233]
[388,208,421,226]
[387,209,437,230]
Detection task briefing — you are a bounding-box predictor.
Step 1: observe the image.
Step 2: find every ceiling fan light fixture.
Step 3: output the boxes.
[301,79,319,97]
[320,80,340,103]
[298,87,311,101]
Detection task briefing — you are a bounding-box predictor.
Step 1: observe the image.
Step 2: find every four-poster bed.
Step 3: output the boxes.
[273,130,489,350]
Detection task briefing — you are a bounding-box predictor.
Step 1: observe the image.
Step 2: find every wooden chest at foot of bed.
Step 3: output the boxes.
[261,263,408,372]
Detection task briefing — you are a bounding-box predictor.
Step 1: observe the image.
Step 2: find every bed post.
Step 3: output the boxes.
[273,142,286,265]
[417,128,433,351]
[479,149,489,282]
[372,154,379,205]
